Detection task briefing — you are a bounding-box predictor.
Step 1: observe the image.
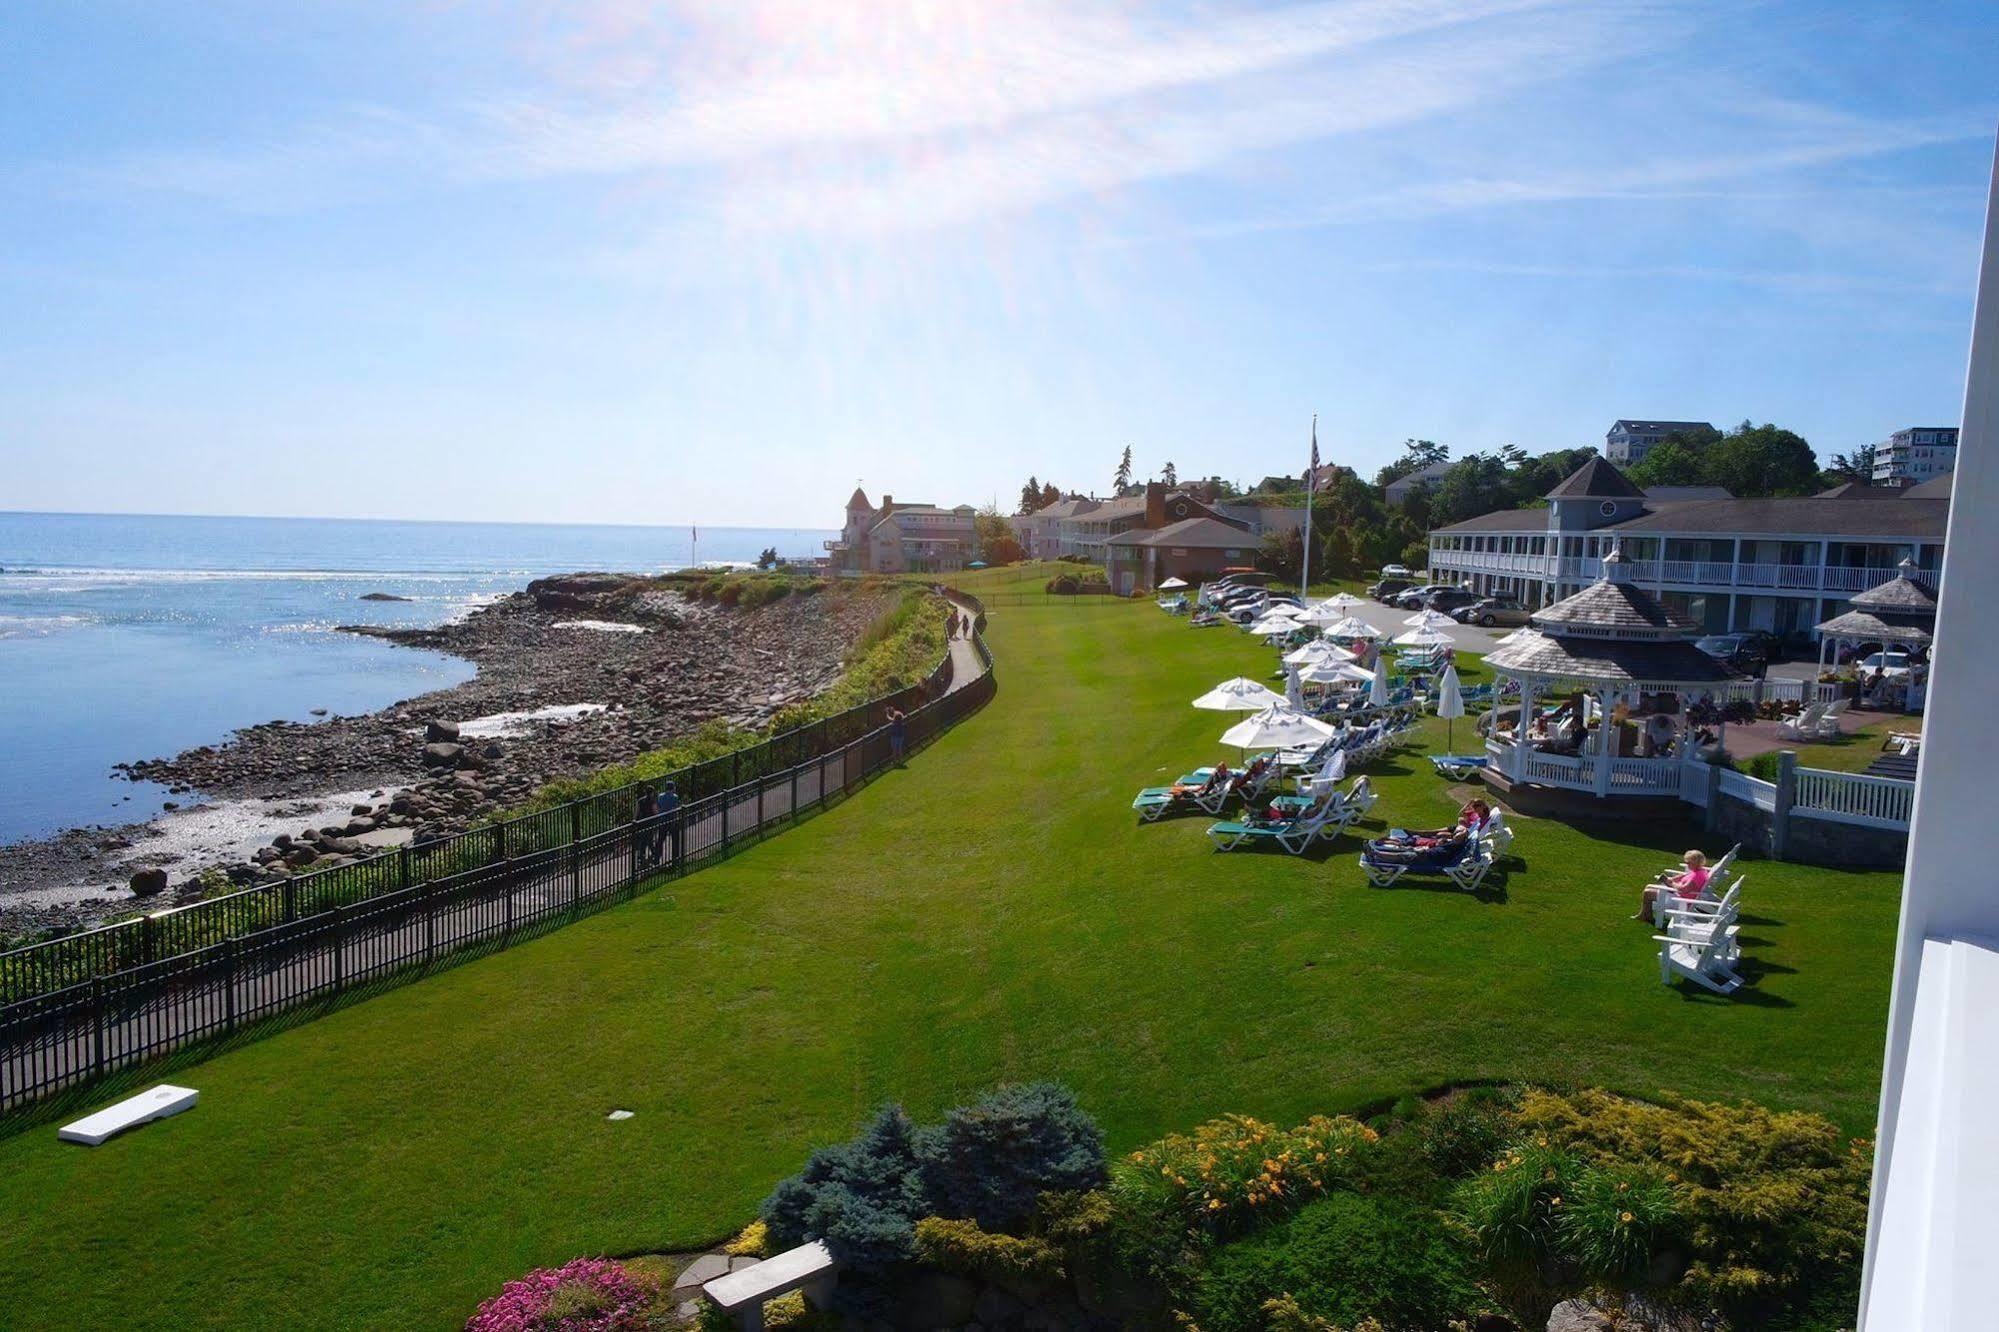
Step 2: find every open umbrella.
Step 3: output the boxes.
[1300,660,1374,686]
[1403,608,1457,630]
[1325,616,1383,640]
[1250,611,1305,638]
[1284,638,1356,667]
[1219,703,1336,752]
[1192,677,1285,711]
[1319,592,1368,615]
[1159,576,1189,590]
[1394,625,1456,649]
[968,561,988,569]
[1436,663,1466,751]
[1369,656,1390,709]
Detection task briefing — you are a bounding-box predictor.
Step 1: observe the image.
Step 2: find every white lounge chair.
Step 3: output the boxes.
[1777,702,1827,742]
[1655,923,1743,994]
[1207,795,1342,854]
[1812,697,1849,740]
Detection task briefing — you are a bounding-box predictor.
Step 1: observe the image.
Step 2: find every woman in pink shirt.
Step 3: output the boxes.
[1635,849,1709,922]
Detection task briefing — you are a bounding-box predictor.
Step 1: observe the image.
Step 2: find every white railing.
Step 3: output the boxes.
[1608,758,1684,793]
[1718,768,1778,812]
[1794,767,1916,830]
[1680,761,1711,807]
[1434,551,1912,599]
[1710,677,1806,705]
[1523,749,1590,788]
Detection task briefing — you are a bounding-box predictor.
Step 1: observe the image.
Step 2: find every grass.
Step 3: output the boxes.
[0,587,1902,1330]
[1762,710,1912,775]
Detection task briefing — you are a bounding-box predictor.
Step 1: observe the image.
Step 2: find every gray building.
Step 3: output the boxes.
[1604,419,1714,465]
[1383,458,1453,507]
[1870,426,1959,488]
[1426,456,1946,642]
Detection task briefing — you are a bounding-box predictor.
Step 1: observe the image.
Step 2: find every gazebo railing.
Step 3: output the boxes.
[1794,767,1915,830]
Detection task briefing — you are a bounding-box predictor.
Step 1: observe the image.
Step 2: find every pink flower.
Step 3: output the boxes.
[466,1257,654,1332]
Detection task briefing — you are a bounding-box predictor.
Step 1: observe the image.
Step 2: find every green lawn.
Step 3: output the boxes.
[0,590,1902,1331]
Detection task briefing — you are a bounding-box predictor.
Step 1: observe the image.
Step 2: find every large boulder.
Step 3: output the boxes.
[422,742,463,768]
[128,868,168,898]
[425,719,460,743]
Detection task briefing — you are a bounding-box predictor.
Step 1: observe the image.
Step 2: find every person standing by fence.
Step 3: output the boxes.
[657,780,681,868]
[888,707,908,765]
[634,786,658,869]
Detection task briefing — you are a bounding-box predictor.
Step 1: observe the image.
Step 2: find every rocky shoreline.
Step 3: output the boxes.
[0,574,896,937]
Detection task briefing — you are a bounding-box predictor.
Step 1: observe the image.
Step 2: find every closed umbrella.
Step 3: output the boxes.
[1369,656,1390,709]
[1192,677,1285,711]
[1285,664,1303,707]
[1219,703,1336,752]
[1436,663,1466,752]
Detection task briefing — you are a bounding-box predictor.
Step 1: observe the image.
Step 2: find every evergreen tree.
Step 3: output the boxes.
[1114,445,1134,494]
[1161,460,1178,488]
[1017,476,1042,515]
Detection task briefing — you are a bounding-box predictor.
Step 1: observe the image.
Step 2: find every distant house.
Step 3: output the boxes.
[1060,483,1250,592]
[825,489,977,574]
[1012,497,1099,561]
[1383,458,1453,507]
[1604,419,1713,465]
[1871,426,1959,488]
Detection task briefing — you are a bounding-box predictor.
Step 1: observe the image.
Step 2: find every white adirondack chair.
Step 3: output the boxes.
[1655,923,1743,994]
[1663,880,1744,962]
[1777,702,1826,742]
[1650,844,1738,926]
[1813,697,1849,740]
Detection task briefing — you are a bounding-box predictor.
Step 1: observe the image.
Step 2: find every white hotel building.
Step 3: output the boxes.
[1425,458,1949,643]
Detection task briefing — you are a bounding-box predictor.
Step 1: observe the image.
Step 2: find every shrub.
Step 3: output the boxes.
[1513,1088,1870,1323]
[723,1220,768,1258]
[465,1257,655,1332]
[1046,574,1080,595]
[1115,1113,1378,1240]
[1416,1089,1519,1181]
[1193,1193,1481,1332]
[922,1082,1106,1231]
[912,1217,1066,1285]
[762,1105,934,1274]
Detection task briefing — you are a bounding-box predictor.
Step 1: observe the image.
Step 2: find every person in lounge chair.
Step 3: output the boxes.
[1635,849,1708,921]
[1168,763,1230,799]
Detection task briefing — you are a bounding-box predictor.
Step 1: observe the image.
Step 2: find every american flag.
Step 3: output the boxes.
[1308,415,1319,492]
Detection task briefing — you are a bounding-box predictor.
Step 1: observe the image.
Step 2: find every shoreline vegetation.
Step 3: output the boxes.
[0,573,951,944]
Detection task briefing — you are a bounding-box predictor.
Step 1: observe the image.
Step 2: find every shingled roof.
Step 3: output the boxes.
[1815,609,1932,646]
[1527,553,1699,640]
[1848,561,1938,614]
[1545,457,1646,501]
[1484,631,1739,686]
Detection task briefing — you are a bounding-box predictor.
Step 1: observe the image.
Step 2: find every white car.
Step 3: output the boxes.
[1858,651,1913,679]
[1381,563,1412,578]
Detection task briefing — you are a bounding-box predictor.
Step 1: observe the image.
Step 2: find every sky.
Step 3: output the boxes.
[3,0,1996,528]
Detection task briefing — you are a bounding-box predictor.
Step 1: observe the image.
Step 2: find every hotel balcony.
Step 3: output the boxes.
[1428,548,1900,594]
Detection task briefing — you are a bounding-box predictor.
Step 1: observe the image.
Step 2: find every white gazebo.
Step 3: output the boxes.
[1481,550,1740,798]
[1814,559,1937,710]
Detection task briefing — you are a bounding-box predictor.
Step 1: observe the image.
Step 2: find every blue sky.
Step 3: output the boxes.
[3,0,1995,528]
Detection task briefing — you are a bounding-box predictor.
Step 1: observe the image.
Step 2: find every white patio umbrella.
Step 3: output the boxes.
[1219,703,1336,752]
[1368,656,1391,709]
[1403,608,1458,630]
[1394,625,1456,649]
[1436,663,1466,751]
[1284,638,1356,667]
[1324,616,1383,640]
[1158,576,1188,590]
[1192,677,1285,711]
[1319,592,1368,615]
[1300,660,1374,686]
[1250,612,1304,638]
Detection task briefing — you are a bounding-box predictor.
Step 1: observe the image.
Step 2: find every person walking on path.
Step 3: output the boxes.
[657,780,681,868]
[634,786,658,869]
[887,707,908,765]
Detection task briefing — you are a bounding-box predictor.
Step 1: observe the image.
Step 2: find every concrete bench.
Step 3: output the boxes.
[58,1085,199,1145]
[702,1240,838,1331]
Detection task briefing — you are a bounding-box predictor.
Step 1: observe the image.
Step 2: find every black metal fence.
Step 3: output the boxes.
[0,597,994,1117]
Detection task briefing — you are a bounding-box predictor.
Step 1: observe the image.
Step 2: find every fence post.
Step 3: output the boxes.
[223,937,238,1035]
[757,775,765,837]
[569,803,583,914]
[1704,760,1723,833]
[284,875,297,923]
[732,749,740,790]
[399,846,411,892]
[91,977,107,1080]
[791,765,800,826]
[331,905,346,996]
[424,880,436,963]
[504,861,516,938]
[722,792,732,857]
[1772,750,1798,860]
[140,913,155,966]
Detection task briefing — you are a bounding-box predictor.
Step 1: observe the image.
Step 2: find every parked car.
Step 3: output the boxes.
[1368,577,1413,602]
[1380,563,1412,578]
[1857,649,1913,679]
[1453,596,1531,627]
[1421,587,1482,615]
[1695,633,1772,677]
[1391,583,1456,609]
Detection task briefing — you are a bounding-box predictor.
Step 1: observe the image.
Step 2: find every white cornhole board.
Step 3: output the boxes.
[58,1085,199,1146]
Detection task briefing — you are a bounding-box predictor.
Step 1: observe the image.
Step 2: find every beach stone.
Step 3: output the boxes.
[422,742,463,767]
[129,868,168,898]
[1547,1301,1615,1332]
[425,719,460,743]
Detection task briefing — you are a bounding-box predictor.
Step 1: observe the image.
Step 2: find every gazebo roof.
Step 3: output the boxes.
[1484,629,1740,687]
[1528,550,1699,642]
[1849,560,1938,615]
[1816,609,1933,646]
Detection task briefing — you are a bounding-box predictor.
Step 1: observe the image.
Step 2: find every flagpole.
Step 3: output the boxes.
[1301,414,1317,601]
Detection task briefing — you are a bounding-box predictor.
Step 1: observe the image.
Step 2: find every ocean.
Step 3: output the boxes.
[0,512,833,846]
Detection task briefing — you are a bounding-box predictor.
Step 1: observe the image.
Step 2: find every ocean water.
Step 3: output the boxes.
[0,513,832,846]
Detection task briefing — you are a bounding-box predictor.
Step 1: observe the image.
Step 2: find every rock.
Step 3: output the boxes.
[425,720,460,743]
[309,708,328,717]
[129,868,169,898]
[253,846,283,864]
[422,742,463,768]
[359,592,411,602]
[672,1253,731,1292]
[272,833,293,850]
[161,801,179,811]
[1547,1301,1615,1332]
[481,741,505,761]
